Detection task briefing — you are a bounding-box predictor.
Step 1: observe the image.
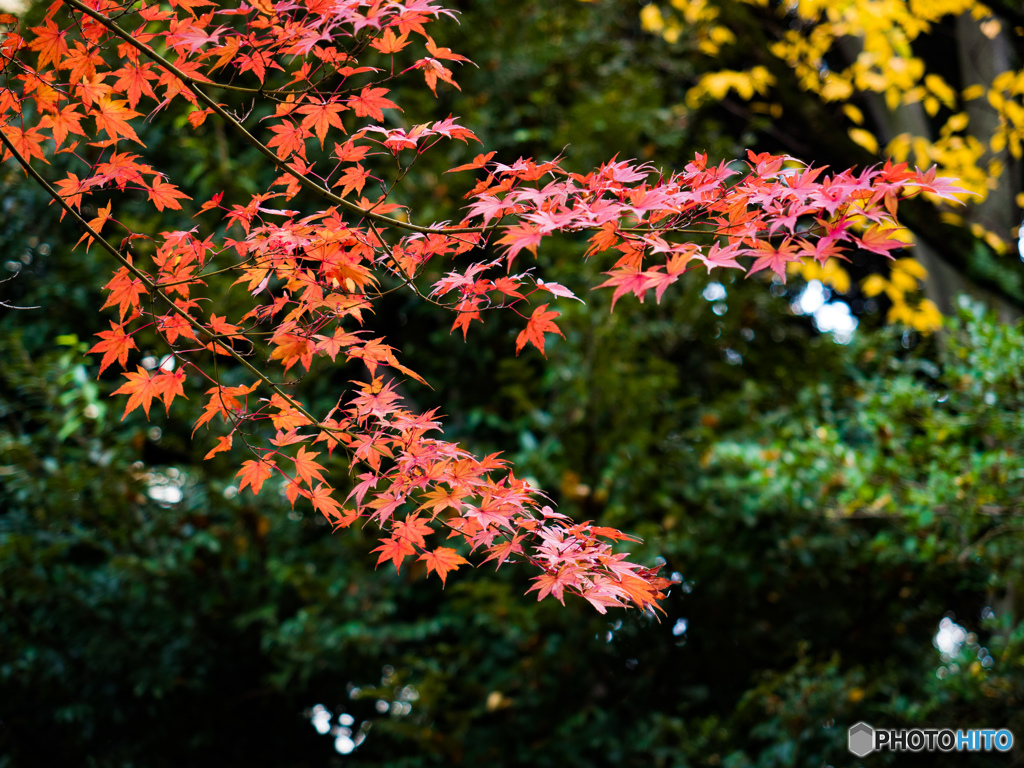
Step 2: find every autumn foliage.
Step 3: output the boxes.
[0,0,966,613]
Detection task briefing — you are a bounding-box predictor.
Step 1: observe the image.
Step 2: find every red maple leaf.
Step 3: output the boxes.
[393,515,432,548]
[526,566,580,605]
[910,167,973,203]
[496,222,543,267]
[856,226,906,257]
[595,268,661,310]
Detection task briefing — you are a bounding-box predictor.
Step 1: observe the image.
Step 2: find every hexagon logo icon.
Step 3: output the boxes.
[849,722,875,757]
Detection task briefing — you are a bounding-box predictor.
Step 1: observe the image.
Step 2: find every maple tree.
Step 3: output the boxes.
[0,0,967,614]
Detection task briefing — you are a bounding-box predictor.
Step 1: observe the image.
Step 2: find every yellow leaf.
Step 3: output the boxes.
[640,4,665,33]
[890,269,919,293]
[944,112,969,133]
[892,257,928,279]
[820,260,850,293]
[911,299,943,333]
[861,274,888,297]
[848,127,879,154]
[887,301,914,325]
[962,84,985,101]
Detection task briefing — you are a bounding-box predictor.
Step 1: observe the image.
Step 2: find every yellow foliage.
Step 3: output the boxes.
[685,67,775,108]
[861,274,888,297]
[848,127,878,153]
[860,259,942,333]
[790,258,852,293]
[913,299,944,332]
[639,4,665,33]
[843,104,865,125]
[892,258,928,279]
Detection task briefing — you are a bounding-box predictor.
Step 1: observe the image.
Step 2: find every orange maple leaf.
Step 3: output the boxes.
[297,98,347,148]
[333,163,370,198]
[39,105,87,148]
[1,124,49,166]
[27,19,68,70]
[515,303,563,357]
[393,515,432,548]
[52,173,86,219]
[91,97,144,145]
[447,151,496,174]
[290,446,326,487]
[88,321,137,375]
[237,458,276,495]
[154,369,187,413]
[348,86,400,122]
[372,536,416,572]
[111,62,159,109]
[266,120,309,160]
[307,483,344,520]
[416,485,467,516]
[250,0,276,17]
[111,366,162,419]
[99,262,149,320]
[148,177,190,211]
[418,547,468,585]
[203,434,233,460]
[369,28,410,54]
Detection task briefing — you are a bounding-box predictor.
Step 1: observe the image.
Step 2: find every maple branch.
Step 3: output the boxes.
[0,127,325,434]
[59,0,490,236]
